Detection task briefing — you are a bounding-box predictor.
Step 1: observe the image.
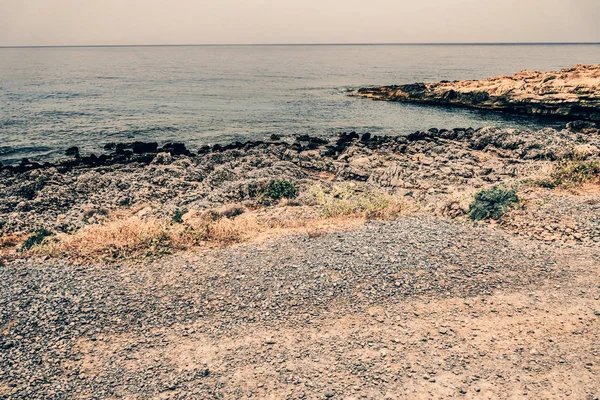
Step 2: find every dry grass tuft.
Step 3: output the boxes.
[0,233,26,249]
[0,233,29,262]
[39,217,173,260]
[310,183,405,219]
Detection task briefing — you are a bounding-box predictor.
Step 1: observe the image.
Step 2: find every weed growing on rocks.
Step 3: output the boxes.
[536,160,600,189]
[21,229,53,251]
[219,204,246,219]
[469,185,519,221]
[172,209,186,224]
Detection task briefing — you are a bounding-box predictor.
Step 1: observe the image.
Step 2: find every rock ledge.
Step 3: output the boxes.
[352,64,600,121]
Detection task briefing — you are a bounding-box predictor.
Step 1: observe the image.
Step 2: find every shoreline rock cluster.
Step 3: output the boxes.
[352,64,600,121]
[0,134,351,174]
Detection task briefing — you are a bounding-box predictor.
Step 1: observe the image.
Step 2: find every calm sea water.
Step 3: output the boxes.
[1,44,599,164]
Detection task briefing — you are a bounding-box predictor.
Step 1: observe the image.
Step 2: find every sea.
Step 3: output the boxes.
[1,44,599,164]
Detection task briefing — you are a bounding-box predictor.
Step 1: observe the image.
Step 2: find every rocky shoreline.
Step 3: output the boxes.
[352,64,600,121]
[2,121,600,246]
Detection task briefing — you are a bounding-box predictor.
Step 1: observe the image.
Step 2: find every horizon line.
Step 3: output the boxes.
[1,41,600,49]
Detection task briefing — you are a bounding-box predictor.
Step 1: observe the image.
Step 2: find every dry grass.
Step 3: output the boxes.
[23,185,408,262]
[38,217,173,260]
[310,183,405,219]
[0,233,26,249]
[536,160,600,189]
[0,233,29,262]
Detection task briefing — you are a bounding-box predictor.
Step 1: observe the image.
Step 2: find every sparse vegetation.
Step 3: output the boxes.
[25,185,408,261]
[29,210,300,260]
[310,183,405,219]
[536,160,600,189]
[21,229,54,251]
[469,185,519,221]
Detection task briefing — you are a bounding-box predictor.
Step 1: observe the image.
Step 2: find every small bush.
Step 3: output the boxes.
[537,160,600,189]
[21,229,53,250]
[172,209,186,224]
[262,179,298,203]
[469,185,519,221]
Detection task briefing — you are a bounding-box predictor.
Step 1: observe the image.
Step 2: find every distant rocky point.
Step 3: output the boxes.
[352,64,600,121]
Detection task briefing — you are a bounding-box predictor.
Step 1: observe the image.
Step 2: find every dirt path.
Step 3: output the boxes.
[1,216,599,399]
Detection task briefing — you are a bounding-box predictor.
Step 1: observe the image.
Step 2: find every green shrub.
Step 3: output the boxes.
[172,209,186,224]
[469,185,519,221]
[21,229,53,250]
[262,179,298,203]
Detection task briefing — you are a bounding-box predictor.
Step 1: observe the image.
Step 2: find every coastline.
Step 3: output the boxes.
[2,64,600,398]
[352,64,600,121]
[2,122,600,398]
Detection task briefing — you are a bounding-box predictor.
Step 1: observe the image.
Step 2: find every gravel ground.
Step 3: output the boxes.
[2,216,598,399]
[501,187,600,246]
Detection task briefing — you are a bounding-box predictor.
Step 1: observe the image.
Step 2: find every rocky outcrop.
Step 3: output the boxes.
[352,64,600,121]
[2,124,600,236]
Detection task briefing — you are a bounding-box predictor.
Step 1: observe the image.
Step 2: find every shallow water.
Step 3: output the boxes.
[1,44,599,164]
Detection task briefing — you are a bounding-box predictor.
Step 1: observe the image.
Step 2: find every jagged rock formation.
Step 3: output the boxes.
[352,64,600,121]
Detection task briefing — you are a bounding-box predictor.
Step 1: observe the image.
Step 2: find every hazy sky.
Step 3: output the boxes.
[1,0,599,46]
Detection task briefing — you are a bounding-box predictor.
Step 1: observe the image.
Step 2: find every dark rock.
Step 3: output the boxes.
[244,141,265,150]
[338,132,360,143]
[131,142,159,154]
[222,142,244,151]
[296,135,328,145]
[566,120,597,132]
[296,135,312,142]
[131,153,156,164]
[197,145,211,155]
[81,154,99,166]
[65,147,80,158]
[162,143,190,156]
[407,131,429,141]
[115,143,131,155]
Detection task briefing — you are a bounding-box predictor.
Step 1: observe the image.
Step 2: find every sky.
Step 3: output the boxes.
[1,0,599,46]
